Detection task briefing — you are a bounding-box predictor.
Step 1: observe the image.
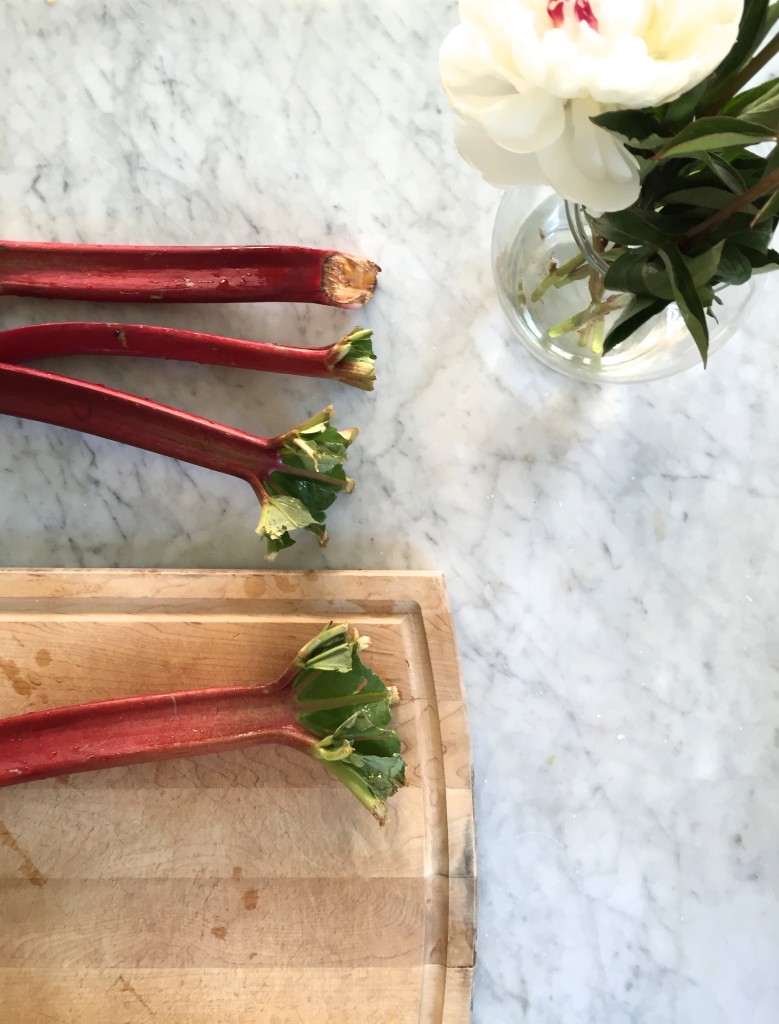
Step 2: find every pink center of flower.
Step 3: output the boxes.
[547,0,565,26]
[547,0,599,31]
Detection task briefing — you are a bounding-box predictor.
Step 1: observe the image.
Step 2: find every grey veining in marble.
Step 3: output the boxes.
[1,3,779,1022]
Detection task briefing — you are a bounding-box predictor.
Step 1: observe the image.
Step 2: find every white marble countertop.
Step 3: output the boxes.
[2,3,779,1022]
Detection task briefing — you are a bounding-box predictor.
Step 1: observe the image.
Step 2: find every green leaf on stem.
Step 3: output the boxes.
[766,144,779,174]
[603,296,669,353]
[657,246,711,366]
[295,621,367,674]
[305,701,397,744]
[638,160,704,208]
[590,209,676,246]
[661,82,710,129]
[290,623,406,824]
[648,245,724,300]
[278,408,355,476]
[708,0,770,84]
[296,658,387,707]
[272,464,345,518]
[603,247,655,296]
[662,186,757,211]
[723,77,779,122]
[655,117,775,159]
[331,327,377,391]
[711,217,773,252]
[604,244,724,302]
[746,247,779,271]
[701,14,779,117]
[717,243,754,284]
[256,407,357,561]
[257,495,316,544]
[764,2,779,36]
[701,153,749,194]
[590,109,669,149]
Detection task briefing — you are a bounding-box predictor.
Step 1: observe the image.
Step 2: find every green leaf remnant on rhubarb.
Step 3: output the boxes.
[256,407,357,562]
[292,622,406,824]
[330,327,377,391]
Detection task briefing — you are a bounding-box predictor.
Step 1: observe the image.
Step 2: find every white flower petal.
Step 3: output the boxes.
[597,129,636,185]
[459,0,492,28]
[537,106,640,212]
[455,119,545,188]
[480,91,565,154]
[570,99,606,182]
[599,0,651,38]
[440,0,743,209]
[439,23,511,101]
[644,0,743,62]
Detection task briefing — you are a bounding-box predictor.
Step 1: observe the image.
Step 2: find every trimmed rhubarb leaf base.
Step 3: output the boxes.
[257,407,357,561]
[293,623,406,825]
[331,327,377,391]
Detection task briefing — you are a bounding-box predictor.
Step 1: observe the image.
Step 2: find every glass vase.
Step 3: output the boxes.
[492,189,755,383]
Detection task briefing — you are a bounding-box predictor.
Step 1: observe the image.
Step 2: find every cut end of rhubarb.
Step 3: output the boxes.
[322,254,380,308]
[290,621,406,825]
[330,328,377,391]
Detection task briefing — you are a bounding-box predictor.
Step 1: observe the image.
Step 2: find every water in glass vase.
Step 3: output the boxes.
[492,190,754,383]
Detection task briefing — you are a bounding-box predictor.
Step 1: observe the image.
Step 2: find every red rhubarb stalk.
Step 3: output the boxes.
[0,322,376,391]
[0,242,380,308]
[0,623,406,824]
[0,362,357,560]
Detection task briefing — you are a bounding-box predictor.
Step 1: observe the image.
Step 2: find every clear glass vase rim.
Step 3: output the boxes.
[564,198,730,294]
[565,201,610,275]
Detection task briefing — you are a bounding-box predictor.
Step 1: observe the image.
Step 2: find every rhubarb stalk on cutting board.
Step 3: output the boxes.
[0,322,377,391]
[0,242,380,308]
[0,362,357,560]
[0,622,406,825]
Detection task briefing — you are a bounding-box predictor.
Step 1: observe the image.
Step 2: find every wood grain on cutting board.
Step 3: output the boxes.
[0,570,475,1024]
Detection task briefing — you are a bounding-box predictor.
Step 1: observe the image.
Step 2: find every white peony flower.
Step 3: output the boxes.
[440,0,744,211]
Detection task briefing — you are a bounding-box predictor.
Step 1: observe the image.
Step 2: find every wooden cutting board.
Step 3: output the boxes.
[0,570,475,1024]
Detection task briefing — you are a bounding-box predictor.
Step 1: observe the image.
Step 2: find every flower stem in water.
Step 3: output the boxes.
[547,293,630,342]
[531,254,589,302]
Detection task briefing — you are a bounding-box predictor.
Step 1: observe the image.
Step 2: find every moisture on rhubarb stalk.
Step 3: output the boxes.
[258,406,357,560]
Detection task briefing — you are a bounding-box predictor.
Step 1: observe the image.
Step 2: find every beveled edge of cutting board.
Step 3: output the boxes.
[0,568,476,1023]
